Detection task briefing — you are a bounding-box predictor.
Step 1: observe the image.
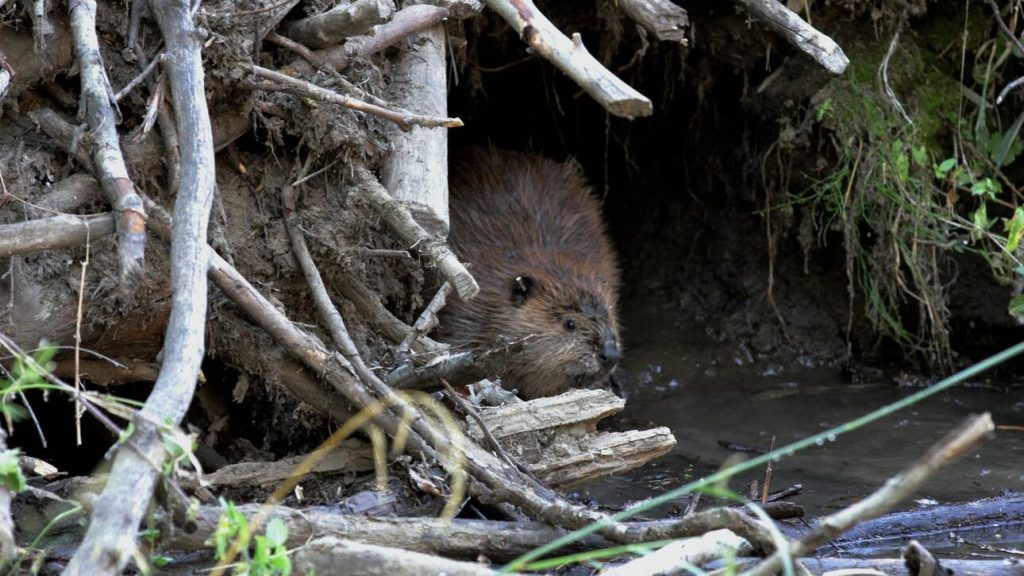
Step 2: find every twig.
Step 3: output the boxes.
[399,282,452,355]
[114,51,164,102]
[28,108,94,169]
[68,0,147,292]
[0,213,115,257]
[617,0,689,44]
[740,413,995,576]
[73,224,91,446]
[62,0,216,573]
[439,378,521,470]
[349,164,479,300]
[333,274,447,355]
[345,248,412,259]
[733,0,849,74]
[250,65,464,130]
[483,0,653,118]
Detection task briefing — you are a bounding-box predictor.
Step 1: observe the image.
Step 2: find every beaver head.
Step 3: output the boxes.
[491,259,621,399]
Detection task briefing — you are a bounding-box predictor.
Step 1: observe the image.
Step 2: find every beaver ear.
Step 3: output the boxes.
[511,275,535,307]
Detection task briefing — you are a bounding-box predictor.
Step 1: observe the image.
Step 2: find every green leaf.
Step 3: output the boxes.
[151,555,172,568]
[894,152,910,183]
[0,450,26,493]
[912,146,929,167]
[970,178,1001,199]
[1005,207,1024,252]
[974,203,990,231]
[265,518,288,548]
[935,158,957,178]
[816,98,833,122]
[1008,294,1024,316]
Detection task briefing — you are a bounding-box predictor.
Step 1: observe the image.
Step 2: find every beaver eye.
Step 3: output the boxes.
[563,318,577,332]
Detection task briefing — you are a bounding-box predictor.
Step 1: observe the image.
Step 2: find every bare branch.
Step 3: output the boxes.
[62,0,216,572]
[733,0,849,74]
[742,413,995,576]
[483,0,653,118]
[251,65,464,130]
[68,0,147,292]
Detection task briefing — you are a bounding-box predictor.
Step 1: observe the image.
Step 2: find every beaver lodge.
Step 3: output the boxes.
[0,0,1023,574]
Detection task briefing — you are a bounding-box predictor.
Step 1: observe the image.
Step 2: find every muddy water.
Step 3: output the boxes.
[589,299,1024,526]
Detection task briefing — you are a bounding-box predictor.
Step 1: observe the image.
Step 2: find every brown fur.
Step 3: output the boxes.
[440,148,621,399]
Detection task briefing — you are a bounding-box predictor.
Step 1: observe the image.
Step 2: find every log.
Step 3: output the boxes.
[0,213,114,257]
[381,20,450,236]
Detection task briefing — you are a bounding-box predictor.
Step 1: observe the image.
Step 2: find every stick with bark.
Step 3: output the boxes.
[617,0,689,44]
[62,1,215,573]
[68,0,146,292]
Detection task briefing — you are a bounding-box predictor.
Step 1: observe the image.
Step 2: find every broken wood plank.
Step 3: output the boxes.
[466,388,625,439]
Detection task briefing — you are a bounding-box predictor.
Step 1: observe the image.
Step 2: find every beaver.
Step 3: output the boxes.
[439,148,622,399]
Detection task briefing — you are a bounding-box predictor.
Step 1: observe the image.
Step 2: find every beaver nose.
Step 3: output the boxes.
[599,339,620,369]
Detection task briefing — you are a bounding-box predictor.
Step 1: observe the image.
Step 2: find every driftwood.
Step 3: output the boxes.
[192,441,375,488]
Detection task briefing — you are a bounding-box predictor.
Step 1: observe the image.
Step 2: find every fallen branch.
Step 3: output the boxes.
[333,273,448,356]
[733,0,849,74]
[349,164,479,300]
[68,0,147,292]
[483,0,653,118]
[62,1,216,573]
[251,65,464,130]
[284,0,395,49]
[167,504,770,561]
[293,536,510,576]
[0,213,114,257]
[618,0,689,44]
[741,413,995,576]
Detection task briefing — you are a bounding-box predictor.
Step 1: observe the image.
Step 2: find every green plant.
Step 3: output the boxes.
[210,499,292,576]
